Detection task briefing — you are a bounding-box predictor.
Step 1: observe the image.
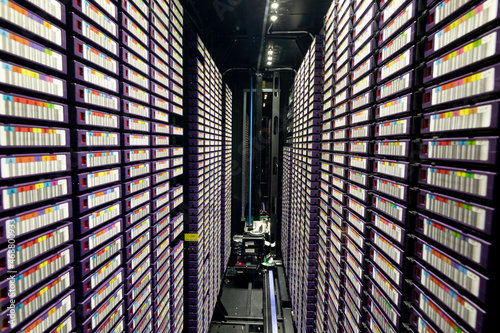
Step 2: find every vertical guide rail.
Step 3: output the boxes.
[248,75,254,227]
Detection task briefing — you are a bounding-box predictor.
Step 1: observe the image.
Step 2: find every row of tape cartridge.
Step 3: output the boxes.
[282,0,500,332]
[0,0,76,332]
[186,33,225,333]
[68,0,125,331]
[281,146,292,280]
[221,84,233,274]
[410,0,499,330]
[283,36,323,333]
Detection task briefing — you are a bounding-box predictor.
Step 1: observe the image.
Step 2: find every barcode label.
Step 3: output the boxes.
[432,67,496,105]
[125,14,148,46]
[374,195,404,222]
[348,225,365,249]
[418,293,467,333]
[124,34,148,60]
[373,249,401,285]
[124,1,148,31]
[18,293,72,333]
[422,217,482,264]
[12,270,71,324]
[89,239,119,273]
[335,77,349,94]
[373,230,402,264]
[337,49,349,68]
[129,163,149,178]
[151,47,170,75]
[349,141,368,153]
[0,28,63,72]
[125,100,149,118]
[82,87,119,110]
[94,0,117,18]
[350,125,369,138]
[82,20,116,54]
[421,242,481,296]
[377,118,409,136]
[0,61,64,96]
[89,221,121,250]
[132,270,151,301]
[332,176,345,190]
[372,264,400,306]
[380,25,413,62]
[380,49,411,81]
[129,177,150,194]
[344,305,360,333]
[92,288,123,329]
[373,213,403,244]
[6,201,69,238]
[124,68,148,89]
[127,134,149,146]
[378,96,409,118]
[1,153,67,178]
[126,118,149,132]
[84,131,119,146]
[376,160,406,178]
[126,51,148,75]
[370,282,399,326]
[82,0,116,36]
[11,225,69,268]
[353,41,373,67]
[382,3,414,44]
[28,0,63,20]
[130,245,150,271]
[130,190,150,209]
[379,72,410,99]
[351,92,370,110]
[2,178,68,210]
[82,110,118,128]
[153,110,169,124]
[129,204,149,225]
[128,150,149,162]
[375,177,405,200]
[154,182,170,196]
[0,93,65,122]
[130,217,150,241]
[91,254,121,288]
[0,124,67,147]
[0,1,62,46]
[334,89,347,105]
[349,156,368,170]
[91,271,122,310]
[152,69,170,88]
[87,186,120,209]
[420,267,478,328]
[425,167,488,197]
[125,84,149,103]
[375,140,409,156]
[434,0,471,24]
[347,210,366,233]
[352,74,371,96]
[84,151,119,168]
[349,170,367,186]
[354,23,373,53]
[346,264,363,296]
[82,42,117,74]
[52,312,74,333]
[85,168,120,188]
[333,154,346,165]
[337,23,350,45]
[337,38,349,58]
[434,0,498,51]
[152,97,170,111]
[336,63,349,82]
[348,197,366,217]
[333,165,346,177]
[95,303,123,333]
[433,31,497,80]
[426,138,490,161]
[333,142,346,152]
[428,104,493,132]
[348,183,367,201]
[89,203,120,230]
[131,0,149,16]
[354,4,375,36]
[352,59,372,83]
[13,248,70,295]
[153,135,169,146]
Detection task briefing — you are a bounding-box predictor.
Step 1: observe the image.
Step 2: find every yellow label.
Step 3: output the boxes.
[185,233,199,242]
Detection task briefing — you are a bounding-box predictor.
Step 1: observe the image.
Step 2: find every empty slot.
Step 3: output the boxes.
[422,144,428,154]
[425,93,430,103]
[426,67,432,78]
[420,170,426,180]
[417,243,422,254]
[78,67,83,76]
[419,195,425,205]
[85,262,90,271]
[429,13,434,24]
[82,178,87,186]
[84,241,88,250]
[83,199,88,208]
[77,20,82,30]
[427,40,433,52]
[79,89,84,98]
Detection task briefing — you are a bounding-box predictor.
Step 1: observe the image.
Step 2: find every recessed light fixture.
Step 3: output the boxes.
[270,15,278,22]
[268,50,273,55]
[267,56,273,61]
[271,2,279,9]
[267,61,272,66]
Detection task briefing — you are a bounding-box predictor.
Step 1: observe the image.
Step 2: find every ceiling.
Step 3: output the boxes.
[183,0,331,73]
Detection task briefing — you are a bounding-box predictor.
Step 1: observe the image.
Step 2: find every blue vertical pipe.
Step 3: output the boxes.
[248,75,254,227]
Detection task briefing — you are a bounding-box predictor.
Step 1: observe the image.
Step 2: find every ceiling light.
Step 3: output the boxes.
[263,103,266,107]
[267,61,272,66]
[268,49,274,55]
[270,15,278,22]
[271,2,279,9]
[267,56,273,61]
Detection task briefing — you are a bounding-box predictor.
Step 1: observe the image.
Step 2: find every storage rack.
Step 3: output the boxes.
[186,33,225,333]
[221,84,233,273]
